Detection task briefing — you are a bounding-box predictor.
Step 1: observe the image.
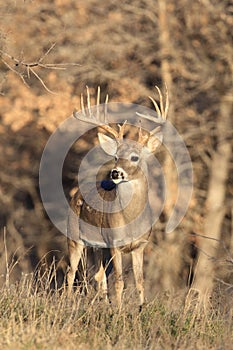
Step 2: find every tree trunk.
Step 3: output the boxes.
[191,94,232,306]
[157,0,182,290]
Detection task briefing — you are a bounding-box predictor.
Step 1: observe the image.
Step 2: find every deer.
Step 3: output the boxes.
[67,86,168,309]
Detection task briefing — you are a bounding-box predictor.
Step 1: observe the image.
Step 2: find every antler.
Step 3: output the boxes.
[149,85,169,120]
[73,86,127,140]
[136,85,169,144]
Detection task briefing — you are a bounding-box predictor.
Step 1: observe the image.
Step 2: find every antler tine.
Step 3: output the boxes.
[96,85,100,120]
[117,120,127,140]
[155,86,164,118]
[86,86,92,117]
[138,124,150,145]
[99,93,123,140]
[155,84,169,120]
[148,95,162,118]
[150,125,161,136]
[80,93,86,116]
[104,93,109,123]
[97,86,100,106]
[164,83,169,120]
[99,124,119,139]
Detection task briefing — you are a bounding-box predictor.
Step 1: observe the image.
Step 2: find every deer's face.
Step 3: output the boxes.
[110,142,144,184]
[98,131,162,185]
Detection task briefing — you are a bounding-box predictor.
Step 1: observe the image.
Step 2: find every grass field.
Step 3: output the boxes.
[0,265,232,350]
[0,2,232,349]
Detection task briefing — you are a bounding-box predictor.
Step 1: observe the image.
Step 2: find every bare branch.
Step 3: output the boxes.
[0,44,81,93]
[30,67,56,94]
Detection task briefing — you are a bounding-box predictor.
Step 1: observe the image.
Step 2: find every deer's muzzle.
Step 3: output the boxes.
[110,168,128,184]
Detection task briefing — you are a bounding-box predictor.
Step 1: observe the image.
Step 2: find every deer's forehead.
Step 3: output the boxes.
[116,142,142,157]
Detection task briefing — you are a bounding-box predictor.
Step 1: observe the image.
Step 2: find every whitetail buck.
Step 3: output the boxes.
[67,86,168,308]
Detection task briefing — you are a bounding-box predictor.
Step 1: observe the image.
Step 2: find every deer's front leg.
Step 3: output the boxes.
[67,239,84,295]
[132,247,145,309]
[67,200,84,294]
[94,249,108,302]
[111,247,124,308]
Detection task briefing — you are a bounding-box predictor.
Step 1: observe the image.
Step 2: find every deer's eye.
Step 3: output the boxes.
[114,155,119,162]
[131,155,139,162]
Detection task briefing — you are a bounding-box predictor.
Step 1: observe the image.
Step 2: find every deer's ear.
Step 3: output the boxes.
[146,132,163,153]
[98,133,118,156]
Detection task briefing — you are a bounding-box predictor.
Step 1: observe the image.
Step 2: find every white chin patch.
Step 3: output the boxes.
[112,178,126,184]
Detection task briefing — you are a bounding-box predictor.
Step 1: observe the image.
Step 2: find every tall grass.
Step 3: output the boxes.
[0,262,232,350]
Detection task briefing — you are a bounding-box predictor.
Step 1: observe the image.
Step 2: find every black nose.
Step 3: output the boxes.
[111,169,119,180]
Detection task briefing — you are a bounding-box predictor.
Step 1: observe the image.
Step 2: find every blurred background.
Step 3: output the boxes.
[0,0,232,299]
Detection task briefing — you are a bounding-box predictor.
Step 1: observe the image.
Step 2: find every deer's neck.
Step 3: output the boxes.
[115,178,149,217]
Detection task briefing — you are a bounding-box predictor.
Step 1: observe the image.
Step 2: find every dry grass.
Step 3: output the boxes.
[0,264,232,350]
[0,1,232,348]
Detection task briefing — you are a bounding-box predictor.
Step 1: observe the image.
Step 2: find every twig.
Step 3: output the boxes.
[191,231,233,267]
[1,57,28,86]
[0,43,81,93]
[3,227,9,288]
[30,67,55,94]
[191,231,222,242]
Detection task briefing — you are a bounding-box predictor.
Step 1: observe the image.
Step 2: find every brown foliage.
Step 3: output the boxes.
[0,0,232,298]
